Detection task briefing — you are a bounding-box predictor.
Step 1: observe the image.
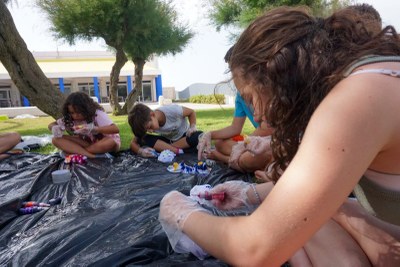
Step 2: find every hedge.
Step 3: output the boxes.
[188,94,225,104]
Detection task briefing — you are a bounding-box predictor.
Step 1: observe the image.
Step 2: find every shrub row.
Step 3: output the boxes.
[188,94,225,104]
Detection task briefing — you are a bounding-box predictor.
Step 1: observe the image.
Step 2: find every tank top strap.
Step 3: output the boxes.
[343,55,400,77]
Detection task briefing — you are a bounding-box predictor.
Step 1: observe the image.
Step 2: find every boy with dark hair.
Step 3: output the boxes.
[128,103,203,157]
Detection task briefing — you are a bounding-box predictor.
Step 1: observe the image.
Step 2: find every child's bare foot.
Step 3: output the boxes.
[255,170,271,182]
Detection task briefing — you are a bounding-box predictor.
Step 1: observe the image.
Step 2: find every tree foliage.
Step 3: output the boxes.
[206,0,352,30]
[37,0,193,114]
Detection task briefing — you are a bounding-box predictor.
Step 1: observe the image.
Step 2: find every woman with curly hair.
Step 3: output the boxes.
[48,92,120,158]
[159,5,400,266]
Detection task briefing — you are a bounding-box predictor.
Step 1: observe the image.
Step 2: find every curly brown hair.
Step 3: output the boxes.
[127,103,152,140]
[61,92,103,132]
[229,6,400,182]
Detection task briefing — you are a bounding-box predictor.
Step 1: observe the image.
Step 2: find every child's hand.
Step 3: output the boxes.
[197,132,212,160]
[51,125,64,138]
[186,124,197,137]
[138,147,157,158]
[74,123,97,135]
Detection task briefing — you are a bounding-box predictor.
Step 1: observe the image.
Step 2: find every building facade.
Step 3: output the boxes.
[0,51,163,107]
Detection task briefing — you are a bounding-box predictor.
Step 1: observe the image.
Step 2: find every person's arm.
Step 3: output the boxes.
[130,138,141,154]
[210,116,246,140]
[95,124,119,135]
[93,110,120,135]
[181,106,196,128]
[181,77,394,266]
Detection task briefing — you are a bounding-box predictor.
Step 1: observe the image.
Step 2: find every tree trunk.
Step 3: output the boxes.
[109,47,127,115]
[0,2,65,119]
[123,58,145,114]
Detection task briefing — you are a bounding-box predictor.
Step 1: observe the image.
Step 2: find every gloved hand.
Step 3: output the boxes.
[74,123,98,135]
[245,136,272,156]
[159,191,211,259]
[51,125,64,138]
[209,181,254,210]
[197,132,212,160]
[186,124,197,137]
[137,147,157,158]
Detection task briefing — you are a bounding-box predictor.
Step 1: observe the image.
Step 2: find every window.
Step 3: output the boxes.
[142,81,152,102]
[106,82,128,102]
[55,83,72,95]
[78,83,95,96]
[0,87,11,107]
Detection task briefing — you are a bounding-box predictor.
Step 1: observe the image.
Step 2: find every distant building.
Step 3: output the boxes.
[177,82,236,100]
[0,51,163,107]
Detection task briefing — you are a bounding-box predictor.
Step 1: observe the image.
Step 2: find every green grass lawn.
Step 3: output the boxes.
[0,108,254,153]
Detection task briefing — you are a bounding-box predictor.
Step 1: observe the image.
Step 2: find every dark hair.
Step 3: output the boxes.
[61,92,103,131]
[229,6,400,182]
[128,103,152,139]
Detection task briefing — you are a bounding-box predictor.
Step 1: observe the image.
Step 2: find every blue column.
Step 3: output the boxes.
[155,75,163,101]
[23,96,30,107]
[127,75,132,93]
[58,78,65,93]
[93,77,100,102]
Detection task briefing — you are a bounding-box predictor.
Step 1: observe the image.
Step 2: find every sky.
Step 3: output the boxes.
[7,0,400,92]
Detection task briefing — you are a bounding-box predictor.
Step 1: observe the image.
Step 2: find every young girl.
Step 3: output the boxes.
[48,92,120,158]
[128,103,202,157]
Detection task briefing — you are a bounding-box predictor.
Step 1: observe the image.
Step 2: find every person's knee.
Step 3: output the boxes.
[186,131,203,148]
[11,132,21,144]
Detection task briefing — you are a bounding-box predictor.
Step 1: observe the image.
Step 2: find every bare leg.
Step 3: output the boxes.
[206,149,230,163]
[86,137,119,154]
[301,219,371,267]
[0,132,21,160]
[237,150,271,173]
[333,199,400,266]
[152,137,189,153]
[215,139,236,155]
[52,136,96,158]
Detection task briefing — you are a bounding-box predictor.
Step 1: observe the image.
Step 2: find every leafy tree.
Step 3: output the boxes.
[0,1,65,119]
[206,0,352,30]
[38,0,193,115]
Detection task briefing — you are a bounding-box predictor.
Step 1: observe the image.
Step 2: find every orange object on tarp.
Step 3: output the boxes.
[231,135,245,142]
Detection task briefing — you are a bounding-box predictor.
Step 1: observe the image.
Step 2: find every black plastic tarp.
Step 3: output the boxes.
[0,151,253,266]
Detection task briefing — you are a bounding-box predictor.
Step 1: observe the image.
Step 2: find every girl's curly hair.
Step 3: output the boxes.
[61,92,103,131]
[229,6,400,182]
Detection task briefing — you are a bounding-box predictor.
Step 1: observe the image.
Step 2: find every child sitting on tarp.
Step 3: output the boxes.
[48,92,120,158]
[128,103,203,157]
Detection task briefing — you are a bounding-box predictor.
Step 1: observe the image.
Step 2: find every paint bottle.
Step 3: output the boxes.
[22,201,50,208]
[19,206,49,215]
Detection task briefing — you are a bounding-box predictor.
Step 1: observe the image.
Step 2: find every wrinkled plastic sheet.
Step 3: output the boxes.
[0,151,253,266]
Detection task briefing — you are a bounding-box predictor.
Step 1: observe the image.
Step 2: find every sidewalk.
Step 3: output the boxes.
[0,102,235,118]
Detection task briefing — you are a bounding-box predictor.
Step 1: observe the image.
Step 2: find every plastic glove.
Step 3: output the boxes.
[186,124,197,137]
[245,136,272,156]
[197,132,212,160]
[159,191,211,259]
[137,147,157,158]
[52,125,64,138]
[74,123,97,135]
[209,181,254,210]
